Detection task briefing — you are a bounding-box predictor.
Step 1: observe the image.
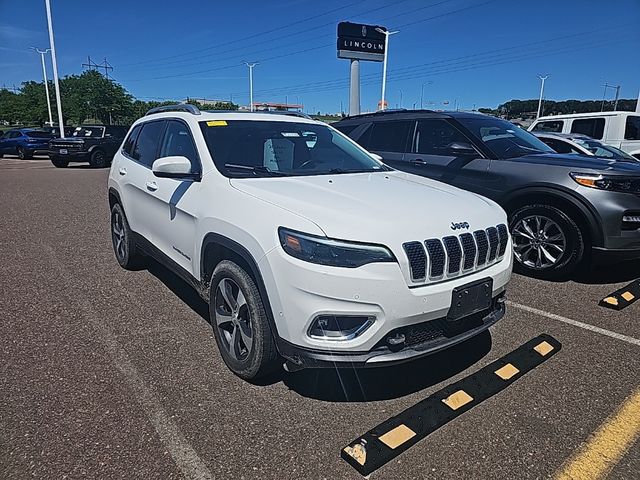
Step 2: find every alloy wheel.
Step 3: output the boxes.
[214,278,253,361]
[512,215,566,270]
[111,210,127,261]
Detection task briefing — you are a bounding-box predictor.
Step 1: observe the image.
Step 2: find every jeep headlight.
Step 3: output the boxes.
[278,227,396,268]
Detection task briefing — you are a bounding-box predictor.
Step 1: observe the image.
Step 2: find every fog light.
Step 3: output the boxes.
[308,315,374,340]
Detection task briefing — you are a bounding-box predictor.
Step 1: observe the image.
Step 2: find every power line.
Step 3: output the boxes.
[124,0,451,72]
[233,26,630,97]
[122,0,491,82]
[119,0,370,67]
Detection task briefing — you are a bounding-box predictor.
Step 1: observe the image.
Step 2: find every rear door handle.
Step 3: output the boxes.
[411,158,428,166]
[118,167,127,176]
[145,181,158,192]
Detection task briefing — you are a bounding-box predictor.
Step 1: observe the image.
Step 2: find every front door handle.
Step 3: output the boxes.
[411,158,428,166]
[145,181,158,192]
[118,167,127,176]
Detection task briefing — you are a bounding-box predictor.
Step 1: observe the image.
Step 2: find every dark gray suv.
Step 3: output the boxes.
[334,110,640,278]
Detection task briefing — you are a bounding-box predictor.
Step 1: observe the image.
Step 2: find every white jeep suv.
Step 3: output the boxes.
[108,105,513,380]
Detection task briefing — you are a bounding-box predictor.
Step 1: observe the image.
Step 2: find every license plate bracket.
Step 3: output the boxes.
[447,277,493,321]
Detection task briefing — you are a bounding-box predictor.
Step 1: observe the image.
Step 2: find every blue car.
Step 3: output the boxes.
[0,128,54,159]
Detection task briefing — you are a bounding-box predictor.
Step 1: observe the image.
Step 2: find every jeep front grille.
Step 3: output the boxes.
[404,224,509,284]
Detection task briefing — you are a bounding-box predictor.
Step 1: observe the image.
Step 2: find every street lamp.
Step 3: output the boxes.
[243,62,258,112]
[537,75,549,119]
[44,0,65,138]
[30,46,53,126]
[375,28,399,111]
[420,81,432,109]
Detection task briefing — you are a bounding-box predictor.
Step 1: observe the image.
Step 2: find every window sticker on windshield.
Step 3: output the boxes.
[264,139,294,171]
[281,132,300,137]
[206,120,227,127]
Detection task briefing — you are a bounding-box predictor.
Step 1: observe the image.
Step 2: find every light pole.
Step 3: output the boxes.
[376,28,399,111]
[536,75,549,119]
[420,81,432,109]
[44,0,65,138]
[30,47,53,126]
[244,62,258,112]
[398,89,403,108]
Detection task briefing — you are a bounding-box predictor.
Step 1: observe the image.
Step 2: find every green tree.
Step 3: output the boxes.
[58,70,133,125]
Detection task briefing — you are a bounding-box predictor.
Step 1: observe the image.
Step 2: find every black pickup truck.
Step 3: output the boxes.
[49,125,129,168]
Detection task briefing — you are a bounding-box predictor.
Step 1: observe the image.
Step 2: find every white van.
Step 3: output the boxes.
[529,111,640,159]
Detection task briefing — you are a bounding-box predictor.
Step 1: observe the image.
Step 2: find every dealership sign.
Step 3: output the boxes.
[337,22,386,62]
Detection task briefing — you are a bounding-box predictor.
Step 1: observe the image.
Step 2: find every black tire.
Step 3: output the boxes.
[509,204,585,279]
[209,260,280,380]
[110,203,144,270]
[17,147,32,160]
[50,156,69,168]
[89,149,109,168]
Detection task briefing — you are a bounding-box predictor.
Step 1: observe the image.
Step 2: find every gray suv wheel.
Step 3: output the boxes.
[510,204,584,278]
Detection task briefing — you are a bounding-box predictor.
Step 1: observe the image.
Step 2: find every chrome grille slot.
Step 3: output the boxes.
[474,230,489,266]
[424,239,446,279]
[487,227,499,262]
[442,236,462,275]
[403,242,427,281]
[497,224,509,257]
[460,233,477,270]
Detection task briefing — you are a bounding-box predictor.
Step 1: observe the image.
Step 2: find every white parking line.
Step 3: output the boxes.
[507,300,640,347]
[45,246,214,480]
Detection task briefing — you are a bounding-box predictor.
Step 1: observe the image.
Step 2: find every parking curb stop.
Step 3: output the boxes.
[341,334,562,476]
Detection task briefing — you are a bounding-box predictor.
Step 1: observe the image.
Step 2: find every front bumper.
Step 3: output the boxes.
[259,241,512,364]
[49,149,89,160]
[278,296,506,368]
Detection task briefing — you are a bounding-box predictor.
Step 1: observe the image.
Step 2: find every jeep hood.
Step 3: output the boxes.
[230,171,506,244]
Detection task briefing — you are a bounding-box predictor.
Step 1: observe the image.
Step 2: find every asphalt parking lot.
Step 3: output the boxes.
[1,157,638,480]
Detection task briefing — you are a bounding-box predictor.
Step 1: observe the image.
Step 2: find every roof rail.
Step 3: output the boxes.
[201,109,312,119]
[145,104,201,116]
[258,110,311,119]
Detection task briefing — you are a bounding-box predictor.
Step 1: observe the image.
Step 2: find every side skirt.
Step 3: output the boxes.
[133,233,209,301]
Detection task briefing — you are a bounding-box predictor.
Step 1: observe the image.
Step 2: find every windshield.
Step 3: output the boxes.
[199,120,387,177]
[573,138,637,160]
[25,130,53,138]
[457,117,555,159]
[72,126,105,138]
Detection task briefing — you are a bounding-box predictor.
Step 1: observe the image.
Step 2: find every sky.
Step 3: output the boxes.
[1,0,639,113]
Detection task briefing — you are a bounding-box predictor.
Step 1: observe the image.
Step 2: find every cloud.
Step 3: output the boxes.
[0,25,41,41]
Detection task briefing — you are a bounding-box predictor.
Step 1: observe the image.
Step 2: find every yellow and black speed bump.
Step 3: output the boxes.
[341,334,562,476]
[599,279,640,311]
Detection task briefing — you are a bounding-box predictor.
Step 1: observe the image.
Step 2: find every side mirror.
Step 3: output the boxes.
[448,141,478,156]
[369,152,383,162]
[152,156,199,180]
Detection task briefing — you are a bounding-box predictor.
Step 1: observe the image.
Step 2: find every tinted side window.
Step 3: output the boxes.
[122,125,142,157]
[414,119,471,155]
[132,121,165,167]
[625,116,640,140]
[532,120,564,132]
[539,137,573,154]
[369,121,412,152]
[571,118,605,139]
[160,120,199,172]
[334,124,357,135]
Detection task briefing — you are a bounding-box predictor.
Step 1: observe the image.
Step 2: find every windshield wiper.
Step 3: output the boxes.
[224,163,292,177]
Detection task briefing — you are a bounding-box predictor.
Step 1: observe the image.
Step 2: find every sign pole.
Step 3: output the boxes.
[349,59,360,116]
